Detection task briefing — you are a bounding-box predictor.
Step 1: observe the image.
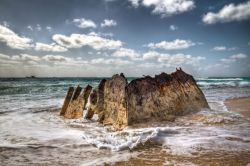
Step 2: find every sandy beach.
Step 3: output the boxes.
[225,97,250,118]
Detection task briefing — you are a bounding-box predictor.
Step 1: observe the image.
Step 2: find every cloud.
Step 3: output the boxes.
[27,25,51,31]
[88,31,114,38]
[36,24,42,31]
[230,53,247,59]
[0,24,33,50]
[90,58,132,65]
[0,53,88,67]
[212,46,236,51]
[35,43,68,52]
[42,55,71,62]
[142,51,162,60]
[146,39,195,50]
[0,53,10,60]
[212,46,226,51]
[46,26,52,31]
[2,21,9,27]
[128,0,140,8]
[0,54,41,65]
[52,33,122,50]
[73,18,97,29]
[42,55,88,66]
[101,19,117,27]
[27,25,33,31]
[129,0,195,17]
[202,1,250,24]
[158,53,205,66]
[142,51,205,66]
[112,48,140,60]
[0,24,68,52]
[12,54,41,62]
[220,53,247,63]
[0,53,22,65]
[169,25,178,31]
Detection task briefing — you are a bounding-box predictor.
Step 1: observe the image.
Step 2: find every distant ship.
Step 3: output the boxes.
[26,76,36,78]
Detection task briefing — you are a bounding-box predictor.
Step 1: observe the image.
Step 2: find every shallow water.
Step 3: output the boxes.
[0,77,250,165]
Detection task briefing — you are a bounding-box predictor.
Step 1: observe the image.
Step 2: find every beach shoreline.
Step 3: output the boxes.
[225,96,250,118]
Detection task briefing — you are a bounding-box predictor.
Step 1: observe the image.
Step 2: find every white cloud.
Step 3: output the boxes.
[27,25,52,31]
[35,43,68,52]
[212,46,226,51]
[52,33,122,50]
[143,51,162,60]
[0,53,21,65]
[73,18,97,29]
[46,26,52,31]
[90,58,132,65]
[203,1,250,24]
[0,53,88,67]
[2,21,9,27]
[101,19,117,27]
[220,53,247,63]
[42,55,88,66]
[0,24,69,52]
[12,54,41,62]
[158,53,205,66]
[129,0,195,17]
[169,25,178,31]
[0,53,11,60]
[128,0,140,8]
[42,55,71,62]
[212,46,236,51]
[27,25,33,31]
[88,31,114,37]
[142,51,205,66]
[112,48,140,60]
[230,53,247,59]
[36,24,42,31]
[146,39,195,50]
[0,24,33,50]
[100,32,114,37]
[0,54,42,65]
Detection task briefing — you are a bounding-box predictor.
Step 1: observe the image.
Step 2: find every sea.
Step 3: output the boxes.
[0,77,250,165]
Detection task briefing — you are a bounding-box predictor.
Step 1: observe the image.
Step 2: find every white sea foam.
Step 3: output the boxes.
[81,127,174,151]
[74,114,250,154]
[197,81,250,87]
[197,78,243,81]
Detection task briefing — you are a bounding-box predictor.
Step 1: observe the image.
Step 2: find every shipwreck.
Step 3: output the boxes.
[60,68,209,129]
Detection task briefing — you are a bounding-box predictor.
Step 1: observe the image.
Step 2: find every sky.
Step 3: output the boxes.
[0,0,249,77]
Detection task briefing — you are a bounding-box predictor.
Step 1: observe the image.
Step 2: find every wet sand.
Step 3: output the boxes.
[225,97,250,118]
[113,148,250,166]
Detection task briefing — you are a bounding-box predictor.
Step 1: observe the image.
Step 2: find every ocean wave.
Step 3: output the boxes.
[80,124,250,155]
[82,127,178,151]
[197,81,250,88]
[197,78,243,81]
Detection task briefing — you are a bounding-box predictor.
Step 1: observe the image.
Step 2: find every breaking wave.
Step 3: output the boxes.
[196,78,250,88]
[64,106,250,154]
[79,123,250,154]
